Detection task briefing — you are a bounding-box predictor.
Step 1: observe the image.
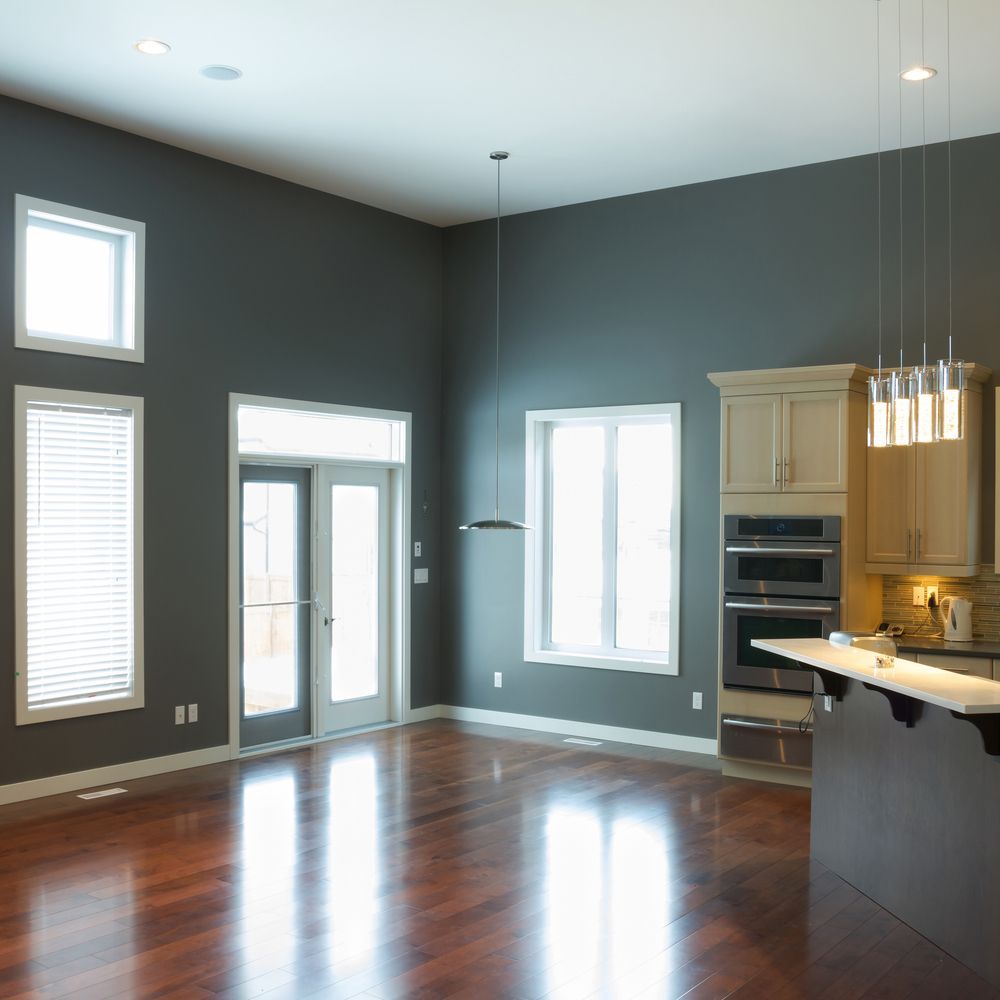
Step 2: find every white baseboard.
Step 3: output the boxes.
[405,704,443,723]
[0,745,231,807]
[438,705,718,756]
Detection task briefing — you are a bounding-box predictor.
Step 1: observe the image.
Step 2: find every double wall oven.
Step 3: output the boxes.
[722,515,841,695]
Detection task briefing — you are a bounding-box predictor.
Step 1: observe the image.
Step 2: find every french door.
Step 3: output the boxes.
[239,465,311,747]
[317,466,391,733]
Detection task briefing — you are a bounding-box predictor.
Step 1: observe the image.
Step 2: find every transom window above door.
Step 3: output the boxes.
[524,403,682,675]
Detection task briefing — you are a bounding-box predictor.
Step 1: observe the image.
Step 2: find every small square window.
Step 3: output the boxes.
[14,195,145,363]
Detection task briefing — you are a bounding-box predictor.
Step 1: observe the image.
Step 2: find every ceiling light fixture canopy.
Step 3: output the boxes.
[460,152,531,532]
[134,38,171,56]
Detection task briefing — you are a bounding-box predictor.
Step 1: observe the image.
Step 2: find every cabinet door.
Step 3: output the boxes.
[867,444,914,565]
[720,394,781,493]
[916,653,992,679]
[782,391,848,492]
[914,438,969,567]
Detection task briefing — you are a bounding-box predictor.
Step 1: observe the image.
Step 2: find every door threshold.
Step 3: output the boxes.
[237,720,400,760]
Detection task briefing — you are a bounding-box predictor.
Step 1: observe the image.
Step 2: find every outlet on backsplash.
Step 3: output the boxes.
[882,572,1000,641]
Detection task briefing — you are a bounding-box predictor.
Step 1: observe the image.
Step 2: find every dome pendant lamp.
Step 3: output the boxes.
[460,152,531,531]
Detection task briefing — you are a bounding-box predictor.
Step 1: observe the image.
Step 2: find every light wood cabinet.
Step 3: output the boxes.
[719,388,848,494]
[915,652,993,679]
[866,372,986,576]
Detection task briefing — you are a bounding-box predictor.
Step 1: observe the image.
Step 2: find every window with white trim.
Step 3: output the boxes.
[524,404,681,675]
[14,195,145,362]
[15,386,144,724]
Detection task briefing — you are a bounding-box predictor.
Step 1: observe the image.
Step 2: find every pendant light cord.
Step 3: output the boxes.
[898,0,904,371]
[921,0,928,368]
[946,0,953,363]
[875,0,883,375]
[494,154,502,521]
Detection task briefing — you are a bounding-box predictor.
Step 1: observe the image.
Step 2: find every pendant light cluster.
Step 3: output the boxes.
[868,0,964,449]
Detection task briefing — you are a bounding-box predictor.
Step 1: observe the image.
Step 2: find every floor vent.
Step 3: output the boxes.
[77,787,128,800]
[564,737,603,746]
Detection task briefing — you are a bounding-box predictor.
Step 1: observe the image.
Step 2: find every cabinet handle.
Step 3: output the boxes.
[774,458,779,487]
[916,528,921,561]
[783,457,789,486]
[906,528,911,560]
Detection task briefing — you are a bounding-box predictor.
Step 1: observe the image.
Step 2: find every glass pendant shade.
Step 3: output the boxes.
[868,375,892,448]
[911,365,939,443]
[937,360,966,440]
[889,369,914,447]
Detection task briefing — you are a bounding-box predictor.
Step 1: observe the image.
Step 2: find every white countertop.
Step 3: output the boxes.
[751,638,1000,715]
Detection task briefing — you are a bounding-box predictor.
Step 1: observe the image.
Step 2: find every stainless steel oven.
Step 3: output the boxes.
[723,515,841,599]
[722,594,840,693]
[722,515,841,694]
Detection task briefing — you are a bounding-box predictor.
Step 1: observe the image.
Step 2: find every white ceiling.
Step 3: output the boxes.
[1,1,997,226]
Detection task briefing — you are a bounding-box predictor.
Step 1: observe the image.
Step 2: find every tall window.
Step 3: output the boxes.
[14,195,145,362]
[525,404,681,675]
[15,386,144,724]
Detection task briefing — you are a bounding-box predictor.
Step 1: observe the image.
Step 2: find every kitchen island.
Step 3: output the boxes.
[753,637,1000,990]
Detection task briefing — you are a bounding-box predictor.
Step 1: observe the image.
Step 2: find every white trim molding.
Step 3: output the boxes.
[0,745,229,807]
[439,705,717,756]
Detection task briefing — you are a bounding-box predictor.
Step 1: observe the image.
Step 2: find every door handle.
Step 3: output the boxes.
[313,592,336,626]
[724,602,835,614]
[725,547,835,556]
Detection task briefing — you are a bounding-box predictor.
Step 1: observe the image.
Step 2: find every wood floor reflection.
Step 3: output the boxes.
[0,720,994,999]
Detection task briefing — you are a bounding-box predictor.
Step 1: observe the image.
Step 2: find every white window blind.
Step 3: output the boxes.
[24,398,136,712]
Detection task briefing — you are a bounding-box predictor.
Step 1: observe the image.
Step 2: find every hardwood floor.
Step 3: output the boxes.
[0,720,993,999]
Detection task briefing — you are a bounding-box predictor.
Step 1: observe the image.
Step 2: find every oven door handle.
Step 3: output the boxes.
[722,718,811,735]
[725,546,836,556]
[724,601,836,614]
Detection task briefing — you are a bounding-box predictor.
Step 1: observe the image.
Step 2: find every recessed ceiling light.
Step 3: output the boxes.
[134,38,171,56]
[900,65,937,81]
[201,65,243,82]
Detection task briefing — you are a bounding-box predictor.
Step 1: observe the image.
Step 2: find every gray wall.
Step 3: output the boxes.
[441,135,1000,739]
[0,96,444,783]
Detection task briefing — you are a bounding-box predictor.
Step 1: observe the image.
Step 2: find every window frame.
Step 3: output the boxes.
[14,195,146,363]
[14,385,145,725]
[524,402,682,676]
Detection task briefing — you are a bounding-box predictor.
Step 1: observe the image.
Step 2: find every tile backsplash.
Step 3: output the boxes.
[882,571,1000,641]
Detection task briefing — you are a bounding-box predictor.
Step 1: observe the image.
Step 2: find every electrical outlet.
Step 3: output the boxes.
[414,541,422,557]
[174,705,185,725]
[494,672,503,688]
[912,586,925,607]
[187,703,198,723]
[823,695,833,712]
[926,585,939,608]
[692,691,703,710]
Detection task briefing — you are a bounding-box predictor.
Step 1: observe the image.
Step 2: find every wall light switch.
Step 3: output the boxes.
[414,541,422,557]
[692,692,703,710]
[912,586,925,607]
[174,705,185,725]
[494,672,503,688]
[414,567,429,584]
[823,695,833,712]
[187,703,198,723]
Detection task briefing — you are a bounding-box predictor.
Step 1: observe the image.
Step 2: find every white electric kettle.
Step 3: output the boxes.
[939,596,973,642]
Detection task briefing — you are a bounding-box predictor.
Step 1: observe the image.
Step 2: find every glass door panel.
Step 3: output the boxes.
[319,466,390,733]
[239,466,311,747]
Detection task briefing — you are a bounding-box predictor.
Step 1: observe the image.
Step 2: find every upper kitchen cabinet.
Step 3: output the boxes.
[866,363,989,576]
[709,365,867,495]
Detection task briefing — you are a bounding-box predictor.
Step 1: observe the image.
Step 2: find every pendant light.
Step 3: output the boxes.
[868,0,892,448]
[910,0,938,443]
[889,0,913,447]
[936,0,965,440]
[460,152,531,531]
